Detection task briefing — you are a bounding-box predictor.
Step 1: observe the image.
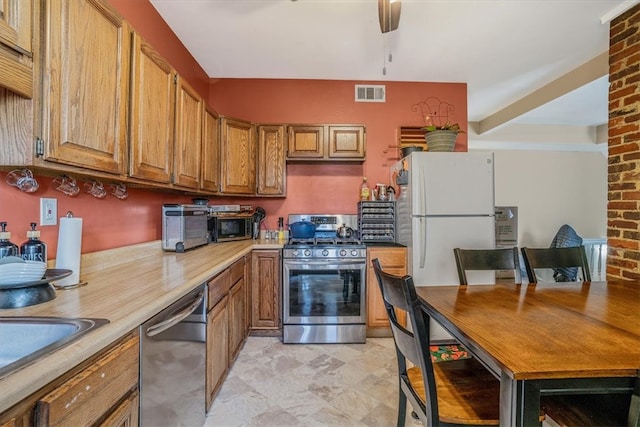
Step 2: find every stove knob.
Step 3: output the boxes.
[339,249,347,257]
[292,249,299,257]
[322,249,329,257]
[351,249,359,257]
[304,249,311,257]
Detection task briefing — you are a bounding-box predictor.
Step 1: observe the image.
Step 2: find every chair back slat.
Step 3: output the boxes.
[521,246,592,283]
[372,258,440,424]
[454,247,521,285]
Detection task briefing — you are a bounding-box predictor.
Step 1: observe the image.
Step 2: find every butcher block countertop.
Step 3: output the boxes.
[0,239,283,413]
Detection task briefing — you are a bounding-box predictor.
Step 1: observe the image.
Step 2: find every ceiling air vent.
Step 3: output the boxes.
[355,85,385,102]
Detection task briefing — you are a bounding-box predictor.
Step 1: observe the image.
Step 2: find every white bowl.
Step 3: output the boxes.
[0,261,47,285]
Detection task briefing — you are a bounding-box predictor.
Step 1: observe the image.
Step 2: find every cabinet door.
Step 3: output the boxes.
[129,33,175,183]
[257,125,286,196]
[0,0,33,97]
[97,389,139,427]
[287,125,324,159]
[206,296,228,410]
[173,76,203,189]
[228,278,245,362]
[41,0,130,174]
[244,253,252,337]
[328,125,365,159]
[367,248,407,329]
[220,117,255,194]
[251,250,281,329]
[201,107,220,192]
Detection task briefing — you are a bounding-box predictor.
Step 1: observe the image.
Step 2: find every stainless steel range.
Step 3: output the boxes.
[283,214,366,344]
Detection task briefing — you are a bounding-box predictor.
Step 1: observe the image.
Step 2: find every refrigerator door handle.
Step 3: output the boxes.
[418,167,426,215]
[419,216,427,269]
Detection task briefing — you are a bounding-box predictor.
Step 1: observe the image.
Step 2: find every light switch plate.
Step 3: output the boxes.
[40,198,57,226]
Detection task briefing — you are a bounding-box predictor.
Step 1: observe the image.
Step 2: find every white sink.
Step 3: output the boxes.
[0,317,108,379]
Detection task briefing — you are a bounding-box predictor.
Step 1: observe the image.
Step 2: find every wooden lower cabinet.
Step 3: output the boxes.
[367,246,407,335]
[244,252,252,337]
[0,333,139,427]
[206,294,229,410]
[97,390,139,427]
[205,256,249,410]
[250,250,281,331]
[228,277,245,361]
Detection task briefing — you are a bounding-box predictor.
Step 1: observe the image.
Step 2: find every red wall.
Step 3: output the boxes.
[0,1,467,257]
[207,79,467,228]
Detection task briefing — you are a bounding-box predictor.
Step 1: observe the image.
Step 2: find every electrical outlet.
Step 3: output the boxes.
[40,198,57,226]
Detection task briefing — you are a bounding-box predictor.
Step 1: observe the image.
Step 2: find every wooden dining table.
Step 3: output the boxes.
[415,280,640,427]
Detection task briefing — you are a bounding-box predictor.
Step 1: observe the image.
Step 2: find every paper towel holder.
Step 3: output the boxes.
[53,211,88,289]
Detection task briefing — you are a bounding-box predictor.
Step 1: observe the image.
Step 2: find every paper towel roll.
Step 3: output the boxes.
[55,216,83,287]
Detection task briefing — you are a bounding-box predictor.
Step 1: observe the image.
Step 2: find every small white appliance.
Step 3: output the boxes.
[393,152,496,341]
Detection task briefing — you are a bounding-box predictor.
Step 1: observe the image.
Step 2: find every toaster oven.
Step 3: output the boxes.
[162,204,209,252]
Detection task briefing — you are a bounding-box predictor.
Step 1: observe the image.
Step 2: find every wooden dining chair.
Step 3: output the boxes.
[521,246,591,283]
[453,247,521,285]
[371,258,500,427]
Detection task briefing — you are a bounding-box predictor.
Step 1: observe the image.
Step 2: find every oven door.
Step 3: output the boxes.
[283,260,366,325]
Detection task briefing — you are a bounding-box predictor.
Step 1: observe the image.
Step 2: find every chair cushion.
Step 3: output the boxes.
[430,344,470,362]
[407,358,500,425]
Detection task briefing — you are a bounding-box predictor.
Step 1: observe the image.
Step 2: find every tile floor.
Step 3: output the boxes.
[204,336,422,427]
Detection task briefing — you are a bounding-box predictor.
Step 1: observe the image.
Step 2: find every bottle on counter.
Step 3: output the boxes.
[360,177,370,201]
[20,222,47,262]
[278,217,285,241]
[0,222,19,259]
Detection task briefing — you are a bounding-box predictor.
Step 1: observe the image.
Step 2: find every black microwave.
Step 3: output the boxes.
[208,214,252,242]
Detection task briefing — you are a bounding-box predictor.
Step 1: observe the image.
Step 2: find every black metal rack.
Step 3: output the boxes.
[357,201,396,242]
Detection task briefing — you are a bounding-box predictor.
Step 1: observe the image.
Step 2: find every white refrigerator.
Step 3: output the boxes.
[393,152,496,342]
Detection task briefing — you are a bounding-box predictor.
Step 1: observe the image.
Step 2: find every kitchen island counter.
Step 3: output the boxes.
[0,239,282,413]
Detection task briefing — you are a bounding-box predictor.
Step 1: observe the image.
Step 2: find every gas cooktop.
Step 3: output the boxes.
[287,237,363,246]
[284,214,365,260]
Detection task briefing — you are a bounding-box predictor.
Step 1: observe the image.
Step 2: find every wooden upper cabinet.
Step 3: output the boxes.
[257,125,286,196]
[287,125,324,159]
[287,124,365,161]
[173,76,203,189]
[328,125,366,159]
[0,0,33,97]
[220,117,255,195]
[129,33,175,184]
[201,107,220,193]
[40,0,130,175]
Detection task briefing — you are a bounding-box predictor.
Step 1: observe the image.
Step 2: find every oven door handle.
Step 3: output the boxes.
[145,290,205,337]
[284,261,365,269]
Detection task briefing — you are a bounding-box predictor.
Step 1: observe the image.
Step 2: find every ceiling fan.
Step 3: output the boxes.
[378,0,401,33]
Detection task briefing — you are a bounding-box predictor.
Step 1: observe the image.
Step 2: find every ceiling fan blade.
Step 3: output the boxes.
[378,0,401,33]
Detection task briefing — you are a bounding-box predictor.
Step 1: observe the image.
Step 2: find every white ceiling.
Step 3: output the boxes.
[149,0,634,131]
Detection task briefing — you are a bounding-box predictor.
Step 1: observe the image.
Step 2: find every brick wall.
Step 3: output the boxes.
[608,4,640,279]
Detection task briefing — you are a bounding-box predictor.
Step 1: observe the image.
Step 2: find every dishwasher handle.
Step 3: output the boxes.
[146,290,205,337]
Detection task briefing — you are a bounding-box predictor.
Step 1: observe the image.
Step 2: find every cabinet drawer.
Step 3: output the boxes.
[35,335,139,427]
[208,269,230,310]
[229,258,245,284]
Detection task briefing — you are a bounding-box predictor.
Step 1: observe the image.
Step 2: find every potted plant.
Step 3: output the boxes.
[422,121,465,152]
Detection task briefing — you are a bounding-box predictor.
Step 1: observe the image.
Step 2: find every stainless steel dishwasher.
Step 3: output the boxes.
[140,284,206,427]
